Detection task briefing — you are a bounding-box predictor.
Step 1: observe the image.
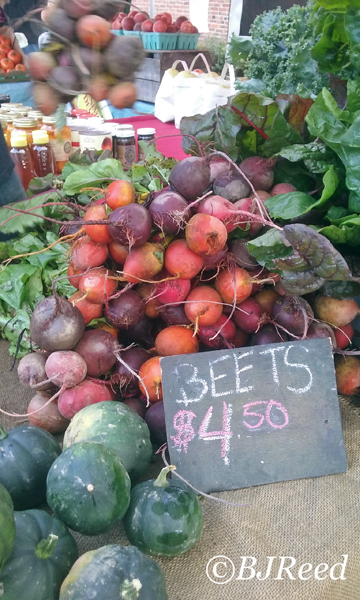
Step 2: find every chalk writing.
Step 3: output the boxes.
[170,410,196,453]
[284,345,313,394]
[173,363,208,406]
[242,400,289,431]
[209,355,235,397]
[198,402,233,465]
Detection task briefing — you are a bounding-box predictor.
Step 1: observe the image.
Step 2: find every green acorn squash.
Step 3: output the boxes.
[63,401,153,481]
[123,466,204,557]
[0,424,61,509]
[0,483,15,571]
[46,441,131,536]
[0,509,78,600]
[60,544,168,600]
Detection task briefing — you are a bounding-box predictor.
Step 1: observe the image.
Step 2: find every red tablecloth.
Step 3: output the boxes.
[107,115,188,161]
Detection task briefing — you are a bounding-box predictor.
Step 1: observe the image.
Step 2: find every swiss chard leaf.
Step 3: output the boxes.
[180,104,241,159]
[247,223,356,295]
[231,92,304,157]
[305,88,360,213]
[265,191,316,220]
[265,166,339,220]
[246,228,293,270]
[283,223,353,280]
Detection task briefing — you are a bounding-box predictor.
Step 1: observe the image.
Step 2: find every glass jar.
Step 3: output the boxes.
[4,116,14,146]
[115,129,136,167]
[137,127,156,161]
[28,111,44,125]
[41,117,72,173]
[12,118,39,146]
[32,130,56,177]
[10,134,37,191]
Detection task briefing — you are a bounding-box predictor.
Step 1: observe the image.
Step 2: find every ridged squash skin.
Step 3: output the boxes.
[0,484,15,571]
[123,467,204,557]
[0,509,78,600]
[59,544,169,600]
[46,441,131,536]
[0,424,61,509]
[62,401,153,481]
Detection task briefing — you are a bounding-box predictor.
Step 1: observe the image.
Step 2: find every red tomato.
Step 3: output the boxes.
[7,50,21,65]
[14,64,26,72]
[0,58,14,71]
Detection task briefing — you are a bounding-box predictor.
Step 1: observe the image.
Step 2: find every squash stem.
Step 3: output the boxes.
[154,465,176,488]
[0,425,7,440]
[35,533,58,559]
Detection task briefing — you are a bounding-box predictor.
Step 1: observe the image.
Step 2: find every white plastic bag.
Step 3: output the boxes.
[154,60,188,124]
[155,55,236,126]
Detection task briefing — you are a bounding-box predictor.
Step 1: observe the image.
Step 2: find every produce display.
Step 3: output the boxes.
[112,10,198,34]
[30,0,145,111]
[0,34,27,75]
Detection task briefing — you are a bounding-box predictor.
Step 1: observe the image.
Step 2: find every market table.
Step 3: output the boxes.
[108,115,188,161]
[1,336,359,600]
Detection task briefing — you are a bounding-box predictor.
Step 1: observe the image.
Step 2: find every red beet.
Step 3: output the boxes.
[169,156,211,201]
[239,156,276,191]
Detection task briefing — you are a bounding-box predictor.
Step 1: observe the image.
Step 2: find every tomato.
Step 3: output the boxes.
[7,50,21,66]
[14,64,26,72]
[0,58,14,71]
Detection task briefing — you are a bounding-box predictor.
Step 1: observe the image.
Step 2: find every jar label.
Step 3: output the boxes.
[117,143,136,166]
[49,137,72,162]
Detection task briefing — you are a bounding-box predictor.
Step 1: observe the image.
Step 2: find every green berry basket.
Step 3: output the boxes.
[111,29,124,36]
[177,33,200,50]
[141,32,178,51]
[123,30,142,37]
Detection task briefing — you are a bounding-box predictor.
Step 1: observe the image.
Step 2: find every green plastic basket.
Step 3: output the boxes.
[177,33,200,50]
[141,32,178,51]
[111,29,124,36]
[123,30,142,37]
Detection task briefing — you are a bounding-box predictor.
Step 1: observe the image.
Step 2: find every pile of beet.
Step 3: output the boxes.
[13,154,360,445]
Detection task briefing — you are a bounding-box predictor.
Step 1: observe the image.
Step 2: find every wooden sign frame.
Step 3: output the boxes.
[161,338,348,493]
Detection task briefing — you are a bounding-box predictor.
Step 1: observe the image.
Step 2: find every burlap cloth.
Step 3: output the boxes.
[1,338,360,600]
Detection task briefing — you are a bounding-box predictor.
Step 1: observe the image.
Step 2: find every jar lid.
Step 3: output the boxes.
[116,130,135,138]
[42,117,56,125]
[28,111,44,119]
[33,130,50,144]
[116,124,135,131]
[12,109,29,117]
[13,118,39,128]
[5,103,23,109]
[137,128,156,135]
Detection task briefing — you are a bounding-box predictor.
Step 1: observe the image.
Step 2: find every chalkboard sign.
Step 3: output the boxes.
[161,338,348,493]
